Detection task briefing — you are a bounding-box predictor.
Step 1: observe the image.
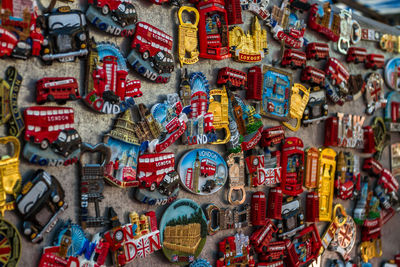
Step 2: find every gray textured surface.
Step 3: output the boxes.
[1,0,399,266]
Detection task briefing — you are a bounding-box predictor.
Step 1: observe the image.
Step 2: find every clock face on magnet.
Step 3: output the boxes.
[178,149,227,195]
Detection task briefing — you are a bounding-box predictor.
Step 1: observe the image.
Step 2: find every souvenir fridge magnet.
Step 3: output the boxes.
[364,73,386,115]
[391,143,400,179]
[226,0,243,24]
[0,67,24,137]
[178,149,228,195]
[150,93,188,152]
[208,87,230,144]
[178,6,200,66]
[318,148,336,222]
[216,67,247,91]
[79,143,111,229]
[227,152,246,205]
[15,170,67,243]
[285,224,322,266]
[127,21,174,83]
[371,117,389,160]
[180,71,217,145]
[335,151,359,200]
[229,16,268,62]
[218,233,250,266]
[282,83,310,131]
[229,93,263,151]
[0,0,39,59]
[23,106,81,166]
[276,197,305,239]
[103,209,161,265]
[41,6,90,63]
[134,153,179,205]
[304,147,319,190]
[324,58,350,105]
[245,148,282,187]
[0,218,21,265]
[160,198,207,265]
[84,42,142,114]
[260,65,292,121]
[302,87,328,125]
[196,0,231,60]
[86,0,137,36]
[384,57,400,91]
[347,74,365,101]
[103,109,140,188]
[280,137,304,196]
[0,137,22,216]
[308,2,340,42]
[268,1,306,48]
[36,77,80,105]
[385,91,400,132]
[320,204,356,261]
[204,203,250,235]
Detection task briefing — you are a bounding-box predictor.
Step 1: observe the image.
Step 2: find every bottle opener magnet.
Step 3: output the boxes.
[178,6,200,66]
[227,152,246,205]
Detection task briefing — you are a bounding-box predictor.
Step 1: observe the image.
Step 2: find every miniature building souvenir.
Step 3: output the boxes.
[178,149,228,195]
[15,170,67,243]
[229,16,268,62]
[335,151,360,200]
[23,106,81,167]
[86,0,137,36]
[79,143,111,229]
[260,65,292,121]
[103,209,161,265]
[318,148,336,222]
[180,71,217,145]
[304,147,319,189]
[285,224,322,267]
[0,67,24,137]
[384,91,400,131]
[227,152,246,205]
[84,42,141,114]
[364,73,386,115]
[0,0,40,59]
[150,94,188,152]
[196,0,231,60]
[308,2,340,42]
[320,205,356,260]
[229,93,263,151]
[384,57,400,91]
[0,137,21,216]
[205,203,251,235]
[276,197,305,238]
[103,109,140,188]
[41,6,90,63]
[36,77,80,105]
[380,34,400,53]
[280,137,304,196]
[0,218,21,266]
[268,0,306,48]
[127,21,174,83]
[218,233,250,266]
[324,113,365,149]
[160,199,207,265]
[40,224,110,267]
[282,83,310,131]
[178,6,200,66]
